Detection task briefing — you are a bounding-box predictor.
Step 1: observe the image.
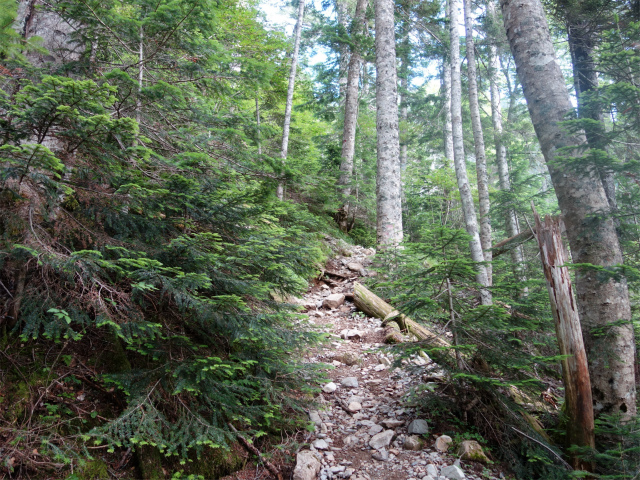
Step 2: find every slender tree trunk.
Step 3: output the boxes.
[567,21,617,211]
[337,0,350,103]
[443,58,454,161]
[337,0,369,231]
[374,0,403,246]
[449,0,491,304]
[533,210,595,470]
[277,0,306,201]
[256,95,262,155]
[463,0,492,284]
[136,26,144,131]
[487,1,525,282]
[398,23,410,171]
[501,0,637,421]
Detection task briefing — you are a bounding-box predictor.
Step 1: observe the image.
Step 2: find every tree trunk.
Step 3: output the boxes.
[337,0,350,103]
[337,0,369,231]
[501,0,637,421]
[442,58,454,162]
[353,282,451,350]
[277,0,306,201]
[533,210,594,470]
[463,0,492,285]
[374,0,403,246]
[487,1,525,283]
[256,95,262,155]
[449,0,491,304]
[567,21,617,211]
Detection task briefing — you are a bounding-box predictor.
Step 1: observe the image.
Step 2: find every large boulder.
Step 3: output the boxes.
[434,434,453,452]
[441,465,466,480]
[293,451,322,480]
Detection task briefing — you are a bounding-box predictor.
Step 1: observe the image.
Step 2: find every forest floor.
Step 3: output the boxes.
[223,242,512,480]
[288,243,507,480]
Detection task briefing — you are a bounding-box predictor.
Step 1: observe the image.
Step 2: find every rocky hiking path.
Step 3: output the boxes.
[292,244,504,480]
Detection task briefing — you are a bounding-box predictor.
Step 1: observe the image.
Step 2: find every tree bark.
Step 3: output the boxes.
[337,0,350,103]
[463,0,492,284]
[277,0,306,201]
[533,210,594,470]
[337,0,369,231]
[442,58,454,162]
[501,0,637,421]
[487,1,525,283]
[567,20,617,211]
[449,0,491,304]
[374,0,403,246]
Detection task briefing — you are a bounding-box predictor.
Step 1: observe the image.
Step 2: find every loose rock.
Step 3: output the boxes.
[293,450,322,480]
[323,382,338,393]
[403,435,424,451]
[323,293,346,309]
[341,377,359,388]
[407,419,429,435]
[434,435,452,452]
[458,440,490,463]
[441,465,466,480]
[369,430,395,449]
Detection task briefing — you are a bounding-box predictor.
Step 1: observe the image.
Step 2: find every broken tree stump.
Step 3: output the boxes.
[532,208,594,470]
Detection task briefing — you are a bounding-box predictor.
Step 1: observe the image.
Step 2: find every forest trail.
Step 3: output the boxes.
[293,243,502,480]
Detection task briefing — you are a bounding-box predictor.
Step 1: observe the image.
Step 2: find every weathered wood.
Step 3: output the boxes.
[532,209,594,470]
[353,282,450,349]
[491,228,535,258]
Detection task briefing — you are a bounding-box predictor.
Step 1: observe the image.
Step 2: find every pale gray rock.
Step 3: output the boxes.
[348,401,362,412]
[343,435,359,447]
[435,435,452,452]
[371,448,389,462]
[313,439,329,450]
[341,377,359,388]
[323,293,346,309]
[309,410,322,426]
[369,430,395,449]
[368,424,383,435]
[293,450,322,480]
[426,464,438,477]
[458,440,490,463]
[441,465,466,480]
[407,419,429,435]
[323,382,338,393]
[347,262,364,272]
[381,419,404,428]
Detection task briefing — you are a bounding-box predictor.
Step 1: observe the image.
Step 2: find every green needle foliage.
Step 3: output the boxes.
[0,0,331,475]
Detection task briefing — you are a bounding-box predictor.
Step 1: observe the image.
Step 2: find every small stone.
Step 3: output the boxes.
[441,465,466,480]
[368,424,384,435]
[403,435,424,451]
[347,262,364,272]
[323,382,338,393]
[313,439,329,450]
[323,293,346,309]
[407,419,429,435]
[426,464,438,477]
[331,466,346,473]
[309,410,322,427]
[371,448,389,462]
[293,451,322,480]
[348,402,362,412]
[421,477,435,480]
[458,440,490,463]
[341,377,359,388]
[381,419,404,429]
[343,435,359,447]
[337,351,362,366]
[434,435,452,452]
[374,364,386,371]
[369,430,395,449]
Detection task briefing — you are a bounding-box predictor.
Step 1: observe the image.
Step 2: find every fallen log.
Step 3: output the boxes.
[353,282,450,349]
[491,228,535,258]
